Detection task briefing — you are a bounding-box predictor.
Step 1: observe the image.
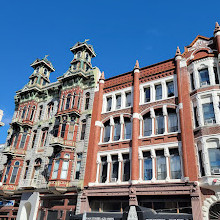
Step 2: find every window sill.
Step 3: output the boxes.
[139,96,176,106]
[139,131,179,139]
[99,139,131,145]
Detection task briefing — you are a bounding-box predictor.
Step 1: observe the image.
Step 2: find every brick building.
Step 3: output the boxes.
[82,23,220,220]
[0,23,220,220]
[0,41,101,219]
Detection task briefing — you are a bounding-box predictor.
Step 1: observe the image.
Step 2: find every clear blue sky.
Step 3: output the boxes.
[0,0,219,143]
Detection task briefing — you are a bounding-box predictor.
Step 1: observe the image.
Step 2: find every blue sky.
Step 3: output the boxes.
[0,0,219,143]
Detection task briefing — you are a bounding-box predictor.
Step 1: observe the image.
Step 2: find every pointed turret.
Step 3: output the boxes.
[134,60,140,70]
[214,22,220,34]
[175,46,181,57]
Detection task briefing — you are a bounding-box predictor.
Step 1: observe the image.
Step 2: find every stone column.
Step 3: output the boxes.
[131,60,140,182]
[118,153,123,183]
[164,147,170,181]
[138,151,143,181]
[163,105,168,134]
[119,114,124,140]
[106,154,111,183]
[151,149,156,182]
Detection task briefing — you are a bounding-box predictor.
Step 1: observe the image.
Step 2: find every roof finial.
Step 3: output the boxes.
[100,71,105,80]
[85,39,90,43]
[134,60,140,69]
[175,46,181,56]
[44,55,49,59]
[214,22,220,34]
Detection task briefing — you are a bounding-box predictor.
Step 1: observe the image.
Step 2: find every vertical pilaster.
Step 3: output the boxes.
[131,60,140,182]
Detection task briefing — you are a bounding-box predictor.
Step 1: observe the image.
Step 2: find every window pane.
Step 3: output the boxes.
[170,149,181,179]
[167,81,174,97]
[168,112,178,132]
[10,167,18,184]
[199,68,210,85]
[124,119,132,139]
[116,95,121,109]
[106,97,112,111]
[155,84,162,100]
[111,155,119,181]
[61,161,69,179]
[52,160,59,179]
[104,123,110,142]
[144,116,152,136]
[114,119,121,141]
[144,153,152,180]
[209,148,220,172]
[156,113,164,134]
[123,154,130,181]
[126,92,131,107]
[100,157,107,183]
[190,73,195,90]
[203,103,215,122]
[144,87,150,102]
[156,151,166,180]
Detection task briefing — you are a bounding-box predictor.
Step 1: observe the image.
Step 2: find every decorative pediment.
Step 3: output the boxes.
[187,36,213,52]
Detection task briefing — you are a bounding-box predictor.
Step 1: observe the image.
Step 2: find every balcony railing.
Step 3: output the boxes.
[50,137,75,147]
[19,179,41,188]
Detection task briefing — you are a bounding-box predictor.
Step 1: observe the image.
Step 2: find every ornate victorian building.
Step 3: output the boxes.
[82,23,220,220]
[0,23,220,220]
[0,41,101,219]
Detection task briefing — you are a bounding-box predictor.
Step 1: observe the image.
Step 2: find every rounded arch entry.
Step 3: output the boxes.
[20,202,32,220]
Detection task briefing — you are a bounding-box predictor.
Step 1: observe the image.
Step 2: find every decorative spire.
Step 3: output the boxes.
[175,46,182,57]
[100,71,105,80]
[134,60,140,69]
[214,22,220,34]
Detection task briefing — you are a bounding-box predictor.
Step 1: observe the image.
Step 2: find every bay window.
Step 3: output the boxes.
[19,128,28,149]
[52,160,60,179]
[3,161,11,183]
[143,151,152,180]
[202,102,215,124]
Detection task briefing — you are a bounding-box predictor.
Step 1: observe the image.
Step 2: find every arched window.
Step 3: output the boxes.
[80,120,86,140]
[155,109,164,135]
[38,105,43,120]
[76,51,81,59]
[65,94,71,110]
[85,92,90,110]
[33,159,42,181]
[12,131,19,148]
[124,117,132,140]
[72,93,75,108]
[40,129,48,147]
[113,118,120,141]
[44,68,48,76]
[30,106,36,121]
[143,113,152,136]
[21,107,27,119]
[26,106,30,120]
[10,161,20,184]
[168,109,178,132]
[3,161,11,183]
[104,121,111,142]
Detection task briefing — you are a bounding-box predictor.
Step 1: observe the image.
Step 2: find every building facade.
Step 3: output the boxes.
[0,41,101,220]
[0,23,220,220]
[82,23,220,220]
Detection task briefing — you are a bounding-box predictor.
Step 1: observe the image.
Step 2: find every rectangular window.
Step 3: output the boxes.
[168,112,178,132]
[75,153,82,179]
[104,123,111,142]
[156,113,164,134]
[53,125,59,138]
[144,116,152,136]
[193,107,199,127]
[61,161,69,179]
[190,73,195,90]
[124,119,132,139]
[60,124,66,138]
[106,97,112,111]
[114,120,121,141]
[169,148,181,179]
[167,81,174,97]
[80,121,86,140]
[214,67,219,84]
[155,84,162,100]
[31,131,37,148]
[202,103,215,124]
[19,131,27,149]
[111,155,119,182]
[144,87,150,102]
[199,68,210,86]
[3,166,10,183]
[125,92,131,107]
[52,160,59,179]
[116,95,121,109]
[100,156,107,183]
[143,151,152,180]
[198,150,205,176]
[10,167,18,184]
[156,150,167,180]
[122,154,130,181]
[209,148,220,174]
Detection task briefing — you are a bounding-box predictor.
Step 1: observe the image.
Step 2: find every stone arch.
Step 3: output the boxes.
[101,113,132,124]
[202,193,220,220]
[20,202,32,220]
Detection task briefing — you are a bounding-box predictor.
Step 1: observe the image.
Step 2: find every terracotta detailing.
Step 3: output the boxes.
[64,123,69,140]
[84,73,105,186]
[175,49,198,181]
[131,61,140,181]
[214,22,220,54]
